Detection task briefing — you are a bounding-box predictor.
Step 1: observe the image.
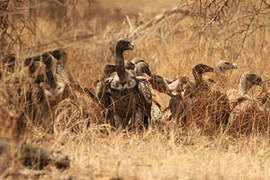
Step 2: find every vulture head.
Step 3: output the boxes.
[126,57,152,77]
[216,60,238,73]
[111,40,136,90]
[239,73,263,94]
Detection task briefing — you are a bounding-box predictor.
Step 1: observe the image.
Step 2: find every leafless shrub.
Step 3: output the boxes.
[0,1,270,177]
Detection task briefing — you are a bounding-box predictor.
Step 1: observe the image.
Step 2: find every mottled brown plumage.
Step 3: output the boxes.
[227,73,263,108]
[148,73,193,97]
[162,63,230,133]
[0,50,70,133]
[182,64,214,101]
[96,40,152,129]
[179,63,231,132]
[148,74,174,97]
[125,58,164,123]
[255,81,270,110]
[23,50,67,88]
[227,73,268,134]
[167,75,191,96]
[126,57,152,77]
[167,64,213,122]
[206,60,238,88]
[123,58,163,124]
[197,61,237,127]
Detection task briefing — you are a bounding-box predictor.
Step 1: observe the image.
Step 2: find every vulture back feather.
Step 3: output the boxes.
[227,73,269,135]
[96,40,152,130]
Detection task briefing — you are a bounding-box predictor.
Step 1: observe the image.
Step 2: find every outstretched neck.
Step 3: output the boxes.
[215,66,224,74]
[239,78,248,95]
[115,48,126,82]
[215,68,226,87]
[192,69,203,86]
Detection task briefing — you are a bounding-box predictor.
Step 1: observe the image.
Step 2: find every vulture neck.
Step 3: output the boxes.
[239,77,250,95]
[192,69,203,86]
[214,68,226,87]
[115,48,126,82]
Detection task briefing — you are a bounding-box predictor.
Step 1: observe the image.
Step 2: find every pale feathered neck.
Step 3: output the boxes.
[192,68,203,86]
[214,67,227,87]
[239,75,251,95]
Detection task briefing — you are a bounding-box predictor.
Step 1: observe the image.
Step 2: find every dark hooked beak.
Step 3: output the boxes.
[232,63,238,69]
[194,64,214,74]
[203,66,214,73]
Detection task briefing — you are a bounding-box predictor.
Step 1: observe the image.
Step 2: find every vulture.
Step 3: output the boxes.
[255,80,270,111]
[97,57,152,79]
[97,56,162,124]
[148,74,184,122]
[148,74,176,97]
[0,50,70,132]
[167,75,191,96]
[154,60,237,97]
[227,73,268,134]
[147,64,211,122]
[125,57,152,77]
[125,58,163,123]
[22,50,71,111]
[227,73,263,104]
[96,40,152,130]
[205,60,238,87]
[1,49,68,93]
[199,60,238,127]
[24,50,68,87]
[165,63,230,133]
[170,64,215,123]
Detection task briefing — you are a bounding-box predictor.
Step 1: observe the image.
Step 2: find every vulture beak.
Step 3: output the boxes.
[203,66,214,73]
[129,43,135,50]
[232,63,238,69]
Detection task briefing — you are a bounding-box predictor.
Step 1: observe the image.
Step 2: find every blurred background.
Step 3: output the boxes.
[1,1,270,179]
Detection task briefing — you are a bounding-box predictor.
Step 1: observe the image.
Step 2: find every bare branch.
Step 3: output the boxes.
[126,7,189,39]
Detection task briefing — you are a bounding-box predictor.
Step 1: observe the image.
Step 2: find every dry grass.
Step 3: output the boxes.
[1,0,270,179]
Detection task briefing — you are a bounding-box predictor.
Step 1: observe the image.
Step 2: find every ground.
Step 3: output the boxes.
[1,0,270,179]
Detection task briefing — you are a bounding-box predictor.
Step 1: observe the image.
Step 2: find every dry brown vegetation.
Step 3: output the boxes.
[1,0,270,179]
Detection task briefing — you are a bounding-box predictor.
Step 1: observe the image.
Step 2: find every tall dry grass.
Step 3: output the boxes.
[0,0,270,179]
